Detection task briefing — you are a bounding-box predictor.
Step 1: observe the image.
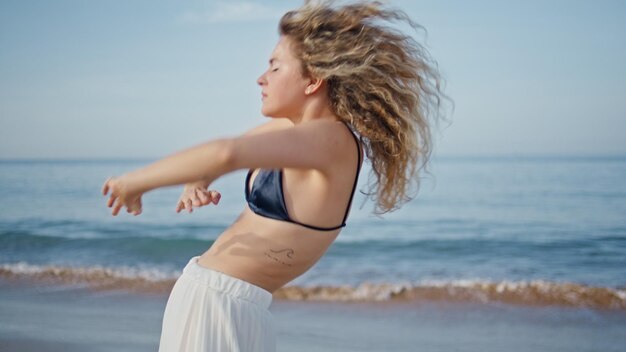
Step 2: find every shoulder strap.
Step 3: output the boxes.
[340,121,362,225]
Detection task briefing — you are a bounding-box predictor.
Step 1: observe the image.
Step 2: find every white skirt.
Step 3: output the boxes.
[158,256,276,352]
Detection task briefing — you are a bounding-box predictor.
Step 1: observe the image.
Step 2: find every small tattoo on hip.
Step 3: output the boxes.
[264,248,295,266]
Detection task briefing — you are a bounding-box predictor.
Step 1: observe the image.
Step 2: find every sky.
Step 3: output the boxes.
[1,0,625,159]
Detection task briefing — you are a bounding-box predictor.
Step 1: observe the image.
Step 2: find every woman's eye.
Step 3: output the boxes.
[272,68,279,72]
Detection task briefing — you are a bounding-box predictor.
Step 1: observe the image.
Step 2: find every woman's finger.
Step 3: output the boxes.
[107,195,117,208]
[186,199,193,213]
[210,191,221,204]
[102,179,109,195]
[112,201,123,216]
[176,200,184,213]
[130,202,142,216]
[196,189,210,205]
[191,192,201,207]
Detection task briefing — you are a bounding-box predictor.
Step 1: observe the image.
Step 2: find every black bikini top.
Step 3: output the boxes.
[244,121,362,231]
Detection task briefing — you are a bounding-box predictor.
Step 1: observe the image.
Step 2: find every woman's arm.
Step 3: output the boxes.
[123,138,232,194]
[103,119,343,216]
[228,119,344,173]
[123,118,293,194]
[181,118,292,189]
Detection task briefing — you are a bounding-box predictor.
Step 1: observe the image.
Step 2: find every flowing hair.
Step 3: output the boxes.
[279,0,454,215]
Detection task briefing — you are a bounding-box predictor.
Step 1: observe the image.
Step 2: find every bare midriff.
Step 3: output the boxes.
[196,206,340,294]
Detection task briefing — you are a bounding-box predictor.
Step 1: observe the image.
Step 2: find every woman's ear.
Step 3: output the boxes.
[304,78,324,95]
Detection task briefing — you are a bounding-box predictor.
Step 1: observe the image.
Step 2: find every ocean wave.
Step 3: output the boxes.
[0,261,178,293]
[275,279,626,310]
[1,262,624,310]
[0,230,214,254]
[0,221,224,241]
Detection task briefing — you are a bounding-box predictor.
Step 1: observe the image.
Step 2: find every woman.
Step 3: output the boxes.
[102,1,451,351]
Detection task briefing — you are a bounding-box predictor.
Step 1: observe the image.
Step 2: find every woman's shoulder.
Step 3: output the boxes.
[241,118,293,137]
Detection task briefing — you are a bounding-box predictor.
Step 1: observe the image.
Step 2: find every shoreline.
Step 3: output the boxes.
[2,268,624,311]
[1,279,625,352]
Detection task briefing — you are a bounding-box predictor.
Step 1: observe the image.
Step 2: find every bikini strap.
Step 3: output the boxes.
[339,121,362,225]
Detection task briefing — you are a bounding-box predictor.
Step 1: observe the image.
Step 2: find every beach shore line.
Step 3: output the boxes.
[1,279,625,352]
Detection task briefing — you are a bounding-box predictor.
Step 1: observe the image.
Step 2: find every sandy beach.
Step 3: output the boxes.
[1,278,625,352]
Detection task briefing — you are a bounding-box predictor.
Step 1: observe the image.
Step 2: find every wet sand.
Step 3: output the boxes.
[1,279,625,352]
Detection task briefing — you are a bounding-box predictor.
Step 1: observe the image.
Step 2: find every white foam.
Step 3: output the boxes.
[0,261,180,282]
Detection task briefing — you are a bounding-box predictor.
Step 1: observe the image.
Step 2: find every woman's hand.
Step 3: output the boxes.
[176,181,221,213]
[102,176,144,216]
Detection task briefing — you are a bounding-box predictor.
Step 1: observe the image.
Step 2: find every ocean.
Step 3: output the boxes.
[1,155,625,310]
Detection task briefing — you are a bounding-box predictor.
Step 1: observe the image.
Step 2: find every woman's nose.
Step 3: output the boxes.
[257,73,266,86]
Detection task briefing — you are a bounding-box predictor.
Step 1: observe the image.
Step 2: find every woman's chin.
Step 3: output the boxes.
[260,107,279,118]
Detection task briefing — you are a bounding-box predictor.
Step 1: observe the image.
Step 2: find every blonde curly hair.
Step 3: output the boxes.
[279,0,454,215]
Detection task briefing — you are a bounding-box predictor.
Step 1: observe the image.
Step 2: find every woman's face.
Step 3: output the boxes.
[257,35,310,118]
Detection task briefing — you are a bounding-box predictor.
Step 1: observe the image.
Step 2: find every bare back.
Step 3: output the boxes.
[197,119,363,293]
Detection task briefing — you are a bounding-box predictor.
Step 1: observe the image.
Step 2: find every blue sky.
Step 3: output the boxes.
[1,0,624,159]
